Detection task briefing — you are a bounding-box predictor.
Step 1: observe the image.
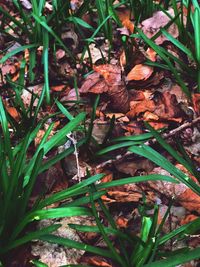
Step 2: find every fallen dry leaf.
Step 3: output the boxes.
[146,48,157,62]
[115,158,154,176]
[6,107,20,121]
[181,214,199,225]
[51,84,68,92]
[127,48,156,81]
[127,64,154,81]
[150,165,200,214]
[141,8,180,45]
[192,94,200,115]
[116,216,128,228]
[128,70,164,88]
[106,113,129,122]
[117,7,131,23]
[80,256,113,267]
[56,49,66,60]
[122,18,134,34]
[83,43,108,64]
[80,64,129,113]
[127,91,183,121]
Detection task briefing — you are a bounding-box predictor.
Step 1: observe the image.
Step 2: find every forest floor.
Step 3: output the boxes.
[0,0,200,266]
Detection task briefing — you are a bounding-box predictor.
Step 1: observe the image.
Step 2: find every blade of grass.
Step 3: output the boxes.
[0,44,38,64]
[129,145,200,195]
[32,14,75,62]
[40,234,117,260]
[143,247,200,267]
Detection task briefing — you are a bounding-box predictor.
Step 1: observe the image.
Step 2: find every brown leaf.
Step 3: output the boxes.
[6,107,20,121]
[117,8,131,23]
[128,70,164,88]
[127,91,183,121]
[115,158,154,176]
[141,8,180,45]
[181,215,199,225]
[127,99,155,118]
[56,49,66,60]
[127,64,154,81]
[81,256,113,267]
[146,48,157,62]
[116,216,128,228]
[51,84,67,92]
[148,121,169,130]
[150,165,200,214]
[192,93,200,115]
[80,64,129,113]
[122,19,134,34]
[106,190,142,203]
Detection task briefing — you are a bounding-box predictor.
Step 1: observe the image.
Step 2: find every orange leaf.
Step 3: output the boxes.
[7,107,20,121]
[122,18,134,34]
[127,64,153,81]
[116,216,128,228]
[51,84,67,92]
[192,93,200,115]
[146,48,156,62]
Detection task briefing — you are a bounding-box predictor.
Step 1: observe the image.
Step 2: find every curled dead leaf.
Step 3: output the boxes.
[127,91,183,121]
[80,64,129,113]
[192,93,200,115]
[141,8,180,45]
[81,256,112,267]
[122,18,134,34]
[127,64,154,81]
[6,107,20,121]
[116,216,128,228]
[150,165,200,214]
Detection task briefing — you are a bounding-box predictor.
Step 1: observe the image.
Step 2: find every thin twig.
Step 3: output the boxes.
[96,116,200,170]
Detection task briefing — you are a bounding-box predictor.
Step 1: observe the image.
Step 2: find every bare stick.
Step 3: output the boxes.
[96,116,200,170]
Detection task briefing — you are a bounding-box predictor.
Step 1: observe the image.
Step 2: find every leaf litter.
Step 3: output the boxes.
[0,0,200,266]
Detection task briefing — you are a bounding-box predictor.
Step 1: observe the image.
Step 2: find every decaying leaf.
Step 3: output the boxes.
[127,48,156,81]
[6,107,20,121]
[83,43,108,64]
[141,8,181,45]
[122,19,134,34]
[80,256,113,267]
[115,158,154,176]
[150,165,200,214]
[192,94,200,115]
[21,84,43,106]
[101,183,155,204]
[127,64,154,81]
[80,64,129,113]
[127,91,183,121]
[116,216,128,228]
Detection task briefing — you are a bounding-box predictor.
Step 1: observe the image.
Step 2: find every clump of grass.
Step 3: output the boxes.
[0,97,107,263]
[135,0,200,95]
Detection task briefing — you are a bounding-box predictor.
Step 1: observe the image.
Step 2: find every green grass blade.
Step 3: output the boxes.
[11,207,91,241]
[40,234,117,260]
[0,44,38,64]
[43,112,85,154]
[38,173,105,208]
[129,145,200,195]
[143,247,200,267]
[96,141,144,155]
[97,174,177,190]
[1,224,61,254]
[42,16,50,104]
[161,29,195,60]
[145,123,196,175]
[89,185,126,266]
[31,260,48,267]
[32,14,75,61]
